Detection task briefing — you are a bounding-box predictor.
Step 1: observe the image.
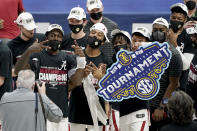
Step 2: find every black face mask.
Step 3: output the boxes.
[90,12,102,20]
[186,0,196,10]
[69,24,83,34]
[47,40,60,51]
[87,36,102,48]
[169,20,184,33]
[152,31,166,43]
[114,44,128,53]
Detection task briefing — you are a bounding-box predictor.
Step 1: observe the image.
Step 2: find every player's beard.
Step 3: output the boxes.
[22,31,34,40]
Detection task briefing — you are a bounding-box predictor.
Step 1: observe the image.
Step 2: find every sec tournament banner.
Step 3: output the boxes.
[97,42,172,102]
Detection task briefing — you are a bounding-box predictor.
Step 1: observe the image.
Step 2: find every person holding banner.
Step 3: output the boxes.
[109,29,150,131]
[149,17,183,131]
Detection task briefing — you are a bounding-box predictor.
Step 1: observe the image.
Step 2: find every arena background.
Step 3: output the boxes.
[23,0,180,34]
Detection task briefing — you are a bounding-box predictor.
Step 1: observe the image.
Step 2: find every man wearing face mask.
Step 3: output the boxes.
[28,24,77,131]
[170,3,197,91]
[60,7,88,53]
[68,23,111,131]
[109,29,150,131]
[150,17,183,131]
[84,0,119,61]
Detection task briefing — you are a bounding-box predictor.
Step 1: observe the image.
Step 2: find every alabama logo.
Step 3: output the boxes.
[97,42,172,102]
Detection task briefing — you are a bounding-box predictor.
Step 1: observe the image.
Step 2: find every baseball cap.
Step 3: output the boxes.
[132,27,151,40]
[90,23,109,42]
[111,29,132,43]
[87,0,103,11]
[170,3,188,15]
[15,12,37,31]
[67,7,86,20]
[153,17,169,28]
[45,24,64,36]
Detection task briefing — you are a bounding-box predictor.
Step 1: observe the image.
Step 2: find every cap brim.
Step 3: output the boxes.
[67,15,82,20]
[132,31,148,38]
[24,22,38,31]
[87,5,101,11]
[111,29,121,37]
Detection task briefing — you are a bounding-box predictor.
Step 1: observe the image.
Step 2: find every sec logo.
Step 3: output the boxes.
[135,77,158,100]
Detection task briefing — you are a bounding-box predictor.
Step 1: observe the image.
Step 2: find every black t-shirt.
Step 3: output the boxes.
[0,41,13,99]
[7,33,46,65]
[68,52,111,125]
[29,50,76,117]
[60,33,88,52]
[150,44,183,109]
[177,29,196,54]
[161,121,197,131]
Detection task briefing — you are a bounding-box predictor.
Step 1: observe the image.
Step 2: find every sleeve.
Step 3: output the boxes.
[18,0,24,14]
[0,48,11,77]
[176,46,191,70]
[169,51,183,77]
[67,54,77,78]
[41,94,63,123]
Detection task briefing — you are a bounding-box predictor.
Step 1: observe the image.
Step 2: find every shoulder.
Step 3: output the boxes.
[160,123,176,131]
[102,17,118,27]
[169,44,182,61]
[100,52,112,66]
[7,36,20,48]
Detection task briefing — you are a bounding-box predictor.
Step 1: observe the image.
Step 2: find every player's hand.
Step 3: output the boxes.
[183,20,197,29]
[167,29,181,47]
[72,40,85,57]
[83,63,93,78]
[0,19,4,29]
[152,108,164,121]
[36,81,46,95]
[90,62,104,80]
[98,63,107,74]
[29,39,50,52]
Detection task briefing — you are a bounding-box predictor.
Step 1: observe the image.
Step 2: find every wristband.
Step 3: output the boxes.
[76,57,86,69]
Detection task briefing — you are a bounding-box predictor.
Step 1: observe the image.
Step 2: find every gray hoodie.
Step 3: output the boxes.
[0,87,63,131]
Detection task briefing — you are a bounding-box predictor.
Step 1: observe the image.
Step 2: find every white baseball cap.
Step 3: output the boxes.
[90,23,109,42]
[132,27,151,40]
[153,17,169,28]
[111,29,132,43]
[46,24,64,36]
[87,0,103,11]
[15,12,37,31]
[67,7,86,20]
[171,3,188,15]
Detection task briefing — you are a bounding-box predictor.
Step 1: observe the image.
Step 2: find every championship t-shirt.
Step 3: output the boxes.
[29,50,76,117]
[68,52,111,125]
